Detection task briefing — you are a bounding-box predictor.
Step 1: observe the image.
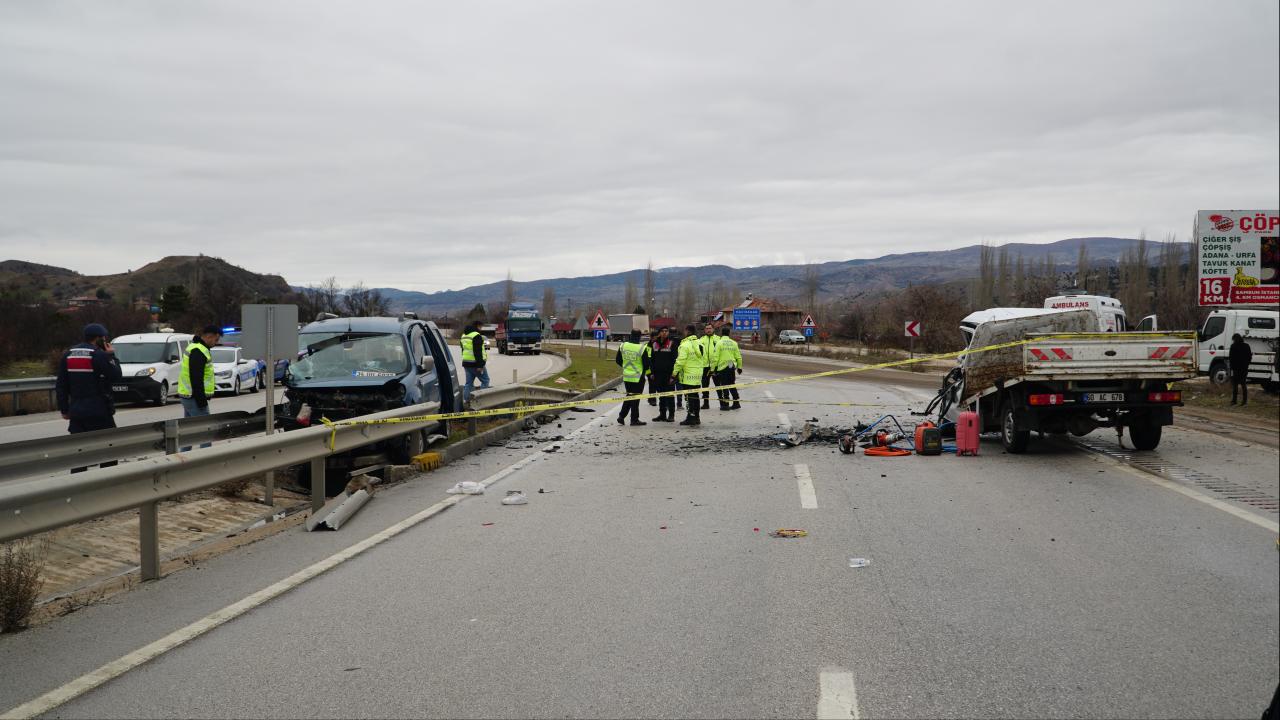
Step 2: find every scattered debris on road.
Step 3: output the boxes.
[306,488,373,531]
[848,557,871,568]
[770,528,808,538]
[446,481,485,495]
[501,491,528,505]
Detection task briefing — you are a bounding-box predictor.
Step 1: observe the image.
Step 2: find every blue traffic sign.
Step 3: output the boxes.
[803,327,814,337]
[733,308,761,331]
[594,329,607,340]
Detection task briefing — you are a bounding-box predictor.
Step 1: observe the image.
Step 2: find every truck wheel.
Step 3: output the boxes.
[1001,401,1030,454]
[1128,420,1162,451]
[1208,360,1230,386]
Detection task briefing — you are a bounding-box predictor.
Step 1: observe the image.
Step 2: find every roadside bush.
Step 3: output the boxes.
[216,478,254,498]
[0,539,48,633]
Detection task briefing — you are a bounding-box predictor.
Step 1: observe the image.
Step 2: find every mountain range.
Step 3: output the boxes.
[371,237,1186,316]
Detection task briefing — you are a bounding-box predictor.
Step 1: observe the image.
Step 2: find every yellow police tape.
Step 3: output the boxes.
[318,331,1197,449]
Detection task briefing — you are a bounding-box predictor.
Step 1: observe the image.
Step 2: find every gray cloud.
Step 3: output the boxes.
[1,0,1276,291]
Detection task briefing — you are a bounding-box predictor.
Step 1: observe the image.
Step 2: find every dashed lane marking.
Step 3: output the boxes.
[818,668,861,720]
[794,464,818,509]
[0,415,610,720]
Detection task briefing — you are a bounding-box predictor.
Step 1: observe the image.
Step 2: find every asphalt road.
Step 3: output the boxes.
[0,348,563,444]
[0,364,1276,719]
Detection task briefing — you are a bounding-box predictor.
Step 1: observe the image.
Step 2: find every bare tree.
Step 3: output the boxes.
[1012,255,1027,305]
[643,261,656,314]
[623,275,637,313]
[995,247,1011,305]
[973,243,996,310]
[502,270,515,316]
[803,263,820,313]
[541,284,556,319]
[342,282,391,317]
[1076,244,1089,291]
[676,273,697,324]
[314,277,342,315]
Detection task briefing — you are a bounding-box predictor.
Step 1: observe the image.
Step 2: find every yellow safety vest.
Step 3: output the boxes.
[460,331,487,363]
[178,342,214,398]
[672,335,706,385]
[619,341,650,382]
[714,337,742,372]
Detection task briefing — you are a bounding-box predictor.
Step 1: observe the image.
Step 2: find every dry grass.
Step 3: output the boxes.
[1,538,48,633]
[215,477,255,498]
[1177,379,1280,423]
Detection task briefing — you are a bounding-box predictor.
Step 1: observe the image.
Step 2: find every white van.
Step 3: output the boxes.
[1042,294,1154,333]
[110,332,193,405]
[1196,309,1279,388]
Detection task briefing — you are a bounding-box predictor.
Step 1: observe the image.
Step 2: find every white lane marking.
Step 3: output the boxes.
[764,389,776,400]
[1108,458,1279,533]
[794,464,818,509]
[818,668,861,720]
[778,412,792,429]
[0,415,609,720]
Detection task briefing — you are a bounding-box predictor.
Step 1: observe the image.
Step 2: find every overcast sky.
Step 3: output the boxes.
[1,1,1277,292]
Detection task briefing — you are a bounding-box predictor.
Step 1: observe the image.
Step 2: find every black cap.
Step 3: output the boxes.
[83,323,109,340]
[629,329,642,342]
[201,325,223,336]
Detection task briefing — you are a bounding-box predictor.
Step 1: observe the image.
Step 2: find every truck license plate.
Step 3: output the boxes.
[112,385,127,392]
[1083,392,1124,403]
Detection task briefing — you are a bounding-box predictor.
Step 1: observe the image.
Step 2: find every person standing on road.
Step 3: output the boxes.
[460,323,491,404]
[55,323,122,434]
[672,323,707,426]
[1229,333,1253,406]
[648,326,678,422]
[698,323,720,410]
[180,325,222,419]
[615,329,652,426]
[712,325,743,410]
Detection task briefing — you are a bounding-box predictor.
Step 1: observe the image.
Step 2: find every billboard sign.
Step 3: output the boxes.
[733,307,761,331]
[1196,209,1279,306]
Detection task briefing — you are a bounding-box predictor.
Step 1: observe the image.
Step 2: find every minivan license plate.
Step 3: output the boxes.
[1083,392,1124,403]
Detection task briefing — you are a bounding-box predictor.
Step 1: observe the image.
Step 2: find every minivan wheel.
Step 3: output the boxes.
[153,381,169,406]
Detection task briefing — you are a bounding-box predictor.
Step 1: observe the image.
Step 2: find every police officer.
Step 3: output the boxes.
[712,325,743,410]
[698,323,720,410]
[180,325,222,419]
[1229,333,1253,406]
[672,324,707,426]
[615,329,652,426]
[648,326,679,422]
[460,323,491,404]
[55,323,122,434]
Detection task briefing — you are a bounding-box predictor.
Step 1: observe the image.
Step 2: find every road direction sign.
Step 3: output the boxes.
[801,314,817,329]
[590,310,609,331]
[803,327,814,337]
[904,320,921,338]
[733,307,761,331]
[594,329,607,340]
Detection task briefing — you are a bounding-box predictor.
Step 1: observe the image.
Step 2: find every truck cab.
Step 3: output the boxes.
[1197,308,1279,388]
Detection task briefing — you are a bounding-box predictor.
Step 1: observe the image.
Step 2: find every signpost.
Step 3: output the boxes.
[240,304,299,507]
[904,319,921,358]
[733,307,762,333]
[590,310,609,357]
[573,314,589,345]
[1195,209,1280,306]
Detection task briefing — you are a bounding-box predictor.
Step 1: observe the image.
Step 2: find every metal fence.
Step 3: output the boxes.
[0,376,56,414]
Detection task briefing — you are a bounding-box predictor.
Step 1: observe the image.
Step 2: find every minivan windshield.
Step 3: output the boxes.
[113,342,168,364]
[210,347,239,364]
[289,332,408,381]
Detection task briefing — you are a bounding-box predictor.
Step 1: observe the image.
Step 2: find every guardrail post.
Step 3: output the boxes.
[140,501,160,581]
[512,369,518,385]
[310,458,325,513]
[13,391,20,414]
[164,420,179,455]
[263,470,274,509]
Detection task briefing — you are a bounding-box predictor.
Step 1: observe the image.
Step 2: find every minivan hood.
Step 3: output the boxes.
[118,362,165,373]
[284,374,407,390]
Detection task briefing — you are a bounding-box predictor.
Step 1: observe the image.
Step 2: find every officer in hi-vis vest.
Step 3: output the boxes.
[460,323,490,404]
[615,329,652,426]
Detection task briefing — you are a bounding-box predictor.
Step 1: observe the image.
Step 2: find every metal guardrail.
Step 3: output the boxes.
[0,376,57,414]
[0,383,588,582]
[0,409,276,482]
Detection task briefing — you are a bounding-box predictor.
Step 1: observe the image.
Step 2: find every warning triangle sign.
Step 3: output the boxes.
[591,310,609,330]
[801,314,816,328]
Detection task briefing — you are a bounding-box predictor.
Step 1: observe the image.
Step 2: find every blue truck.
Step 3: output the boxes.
[496,302,544,355]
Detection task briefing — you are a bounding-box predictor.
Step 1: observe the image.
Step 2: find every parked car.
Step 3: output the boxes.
[778,329,806,344]
[211,345,261,395]
[109,332,194,405]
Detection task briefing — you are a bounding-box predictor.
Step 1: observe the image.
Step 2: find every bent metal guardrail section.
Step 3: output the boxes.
[0,384,579,581]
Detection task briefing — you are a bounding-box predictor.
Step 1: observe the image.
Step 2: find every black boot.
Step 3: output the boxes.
[731,402,741,409]
[701,400,710,410]
[617,415,626,424]
[631,419,647,426]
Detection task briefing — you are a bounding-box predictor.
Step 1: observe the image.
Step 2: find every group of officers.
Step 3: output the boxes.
[614,323,742,427]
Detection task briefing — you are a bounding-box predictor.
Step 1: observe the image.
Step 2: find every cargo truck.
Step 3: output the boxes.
[496,302,544,355]
[937,308,1198,453]
[607,313,649,341]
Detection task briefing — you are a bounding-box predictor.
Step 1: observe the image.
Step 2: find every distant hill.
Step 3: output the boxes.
[375,237,1188,316]
[0,255,293,304]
